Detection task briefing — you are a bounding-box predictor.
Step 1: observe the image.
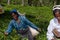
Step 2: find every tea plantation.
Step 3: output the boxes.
[0,5,54,40]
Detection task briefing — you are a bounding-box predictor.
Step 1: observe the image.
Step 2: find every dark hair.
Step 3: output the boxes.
[10,9,19,17]
[53,9,60,16]
[10,12,19,17]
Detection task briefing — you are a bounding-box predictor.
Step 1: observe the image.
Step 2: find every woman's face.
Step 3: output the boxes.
[55,11,60,20]
[12,13,18,20]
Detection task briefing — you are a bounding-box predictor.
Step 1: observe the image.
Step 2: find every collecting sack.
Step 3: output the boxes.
[29,27,39,37]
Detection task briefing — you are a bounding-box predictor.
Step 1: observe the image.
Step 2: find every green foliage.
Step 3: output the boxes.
[0,5,54,40]
[0,0,58,6]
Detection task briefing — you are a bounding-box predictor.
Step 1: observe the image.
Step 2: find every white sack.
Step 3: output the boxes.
[29,27,39,37]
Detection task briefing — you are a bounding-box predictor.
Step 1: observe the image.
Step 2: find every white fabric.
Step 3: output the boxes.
[17,10,25,16]
[47,18,60,40]
[53,8,60,10]
[53,5,60,10]
[29,27,39,37]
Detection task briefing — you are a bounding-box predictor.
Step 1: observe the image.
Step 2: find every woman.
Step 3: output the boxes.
[4,9,40,40]
[47,5,60,40]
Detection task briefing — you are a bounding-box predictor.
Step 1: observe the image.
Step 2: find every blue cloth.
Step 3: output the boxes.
[10,9,17,14]
[6,15,39,34]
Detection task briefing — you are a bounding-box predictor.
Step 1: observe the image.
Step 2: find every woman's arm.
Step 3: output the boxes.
[52,28,60,37]
[23,16,41,32]
[47,19,54,40]
[4,20,13,35]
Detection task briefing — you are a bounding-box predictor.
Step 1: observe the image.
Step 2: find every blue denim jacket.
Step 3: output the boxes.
[6,15,38,34]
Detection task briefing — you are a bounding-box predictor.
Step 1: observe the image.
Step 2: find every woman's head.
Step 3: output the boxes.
[53,5,60,20]
[10,9,19,20]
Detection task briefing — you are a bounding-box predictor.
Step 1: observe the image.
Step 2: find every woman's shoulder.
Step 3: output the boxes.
[19,15,26,19]
[49,18,57,24]
[49,18,55,23]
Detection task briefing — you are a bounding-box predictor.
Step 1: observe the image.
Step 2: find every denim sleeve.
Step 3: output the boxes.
[5,20,13,34]
[23,16,39,30]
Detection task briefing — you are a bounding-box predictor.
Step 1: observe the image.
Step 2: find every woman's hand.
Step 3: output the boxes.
[37,28,41,32]
[4,32,8,36]
[52,28,60,37]
[51,38,55,40]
